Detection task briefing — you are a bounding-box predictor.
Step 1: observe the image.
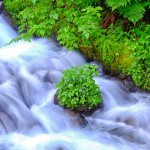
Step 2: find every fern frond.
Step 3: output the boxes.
[106,0,131,10]
[118,2,147,24]
[142,1,150,7]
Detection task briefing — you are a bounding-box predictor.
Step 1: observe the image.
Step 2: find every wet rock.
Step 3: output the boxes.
[118,74,140,92]
[77,114,88,127]
[43,72,51,82]
[0,1,3,13]
[57,147,63,150]
[85,57,93,63]
[102,65,111,75]
[119,73,126,80]
[54,94,59,105]
[124,77,140,92]
[50,31,61,47]
[67,110,88,128]
[43,71,62,84]
[102,65,119,77]
[123,118,135,126]
[54,94,102,127]
[35,70,48,81]
[81,103,104,116]
[52,105,89,128]
[102,65,140,92]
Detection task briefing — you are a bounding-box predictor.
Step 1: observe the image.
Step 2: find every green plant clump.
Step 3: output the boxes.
[56,64,102,111]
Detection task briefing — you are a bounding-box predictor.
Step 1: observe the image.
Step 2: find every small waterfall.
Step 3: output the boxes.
[0,14,150,150]
[0,15,18,46]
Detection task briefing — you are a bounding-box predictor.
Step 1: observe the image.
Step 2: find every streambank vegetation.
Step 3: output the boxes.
[3,0,150,91]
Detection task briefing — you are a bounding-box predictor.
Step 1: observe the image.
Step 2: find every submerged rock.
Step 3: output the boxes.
[102,65,119,77]
[124,77,140,92]
[102,65,140,92]
[44,71,62,84]
[77,114,88,127]
[67,110,88,128]
[54,94,59,105]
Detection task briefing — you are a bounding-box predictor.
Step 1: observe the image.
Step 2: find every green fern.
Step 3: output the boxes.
[106,0,150,24]
[106,0,131,10]
[119,2,146,24]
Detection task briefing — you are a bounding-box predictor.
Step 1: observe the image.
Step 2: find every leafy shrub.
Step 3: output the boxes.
[56,64,102,111]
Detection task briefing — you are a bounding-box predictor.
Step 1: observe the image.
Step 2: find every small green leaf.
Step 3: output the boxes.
[31,0,37,4]
[53,14,58,20]
[85,32,89,39]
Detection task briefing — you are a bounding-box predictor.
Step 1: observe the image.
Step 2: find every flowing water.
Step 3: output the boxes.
[0,14,150,150]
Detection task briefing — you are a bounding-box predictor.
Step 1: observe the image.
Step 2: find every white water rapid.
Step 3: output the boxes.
[0,14,150,150]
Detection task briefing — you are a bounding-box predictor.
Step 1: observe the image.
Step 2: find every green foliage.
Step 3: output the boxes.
[57,6,102,49]
[56,64,102,110]
[106,0,131,10]
[30,0,100,7]
[31,0,37,5]
[90,23,150,90]
[106,0,150,24]
[3,0,102,47]
[3,0,150,91]
[94,26,128,68]
[125,23,150,90]
[4,0,55,40]
[118,2,148,24]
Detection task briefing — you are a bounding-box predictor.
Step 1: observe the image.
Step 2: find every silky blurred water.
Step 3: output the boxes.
[0,14,150,150]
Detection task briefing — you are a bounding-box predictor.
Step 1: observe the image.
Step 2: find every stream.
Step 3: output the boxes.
[0,14,150,150]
